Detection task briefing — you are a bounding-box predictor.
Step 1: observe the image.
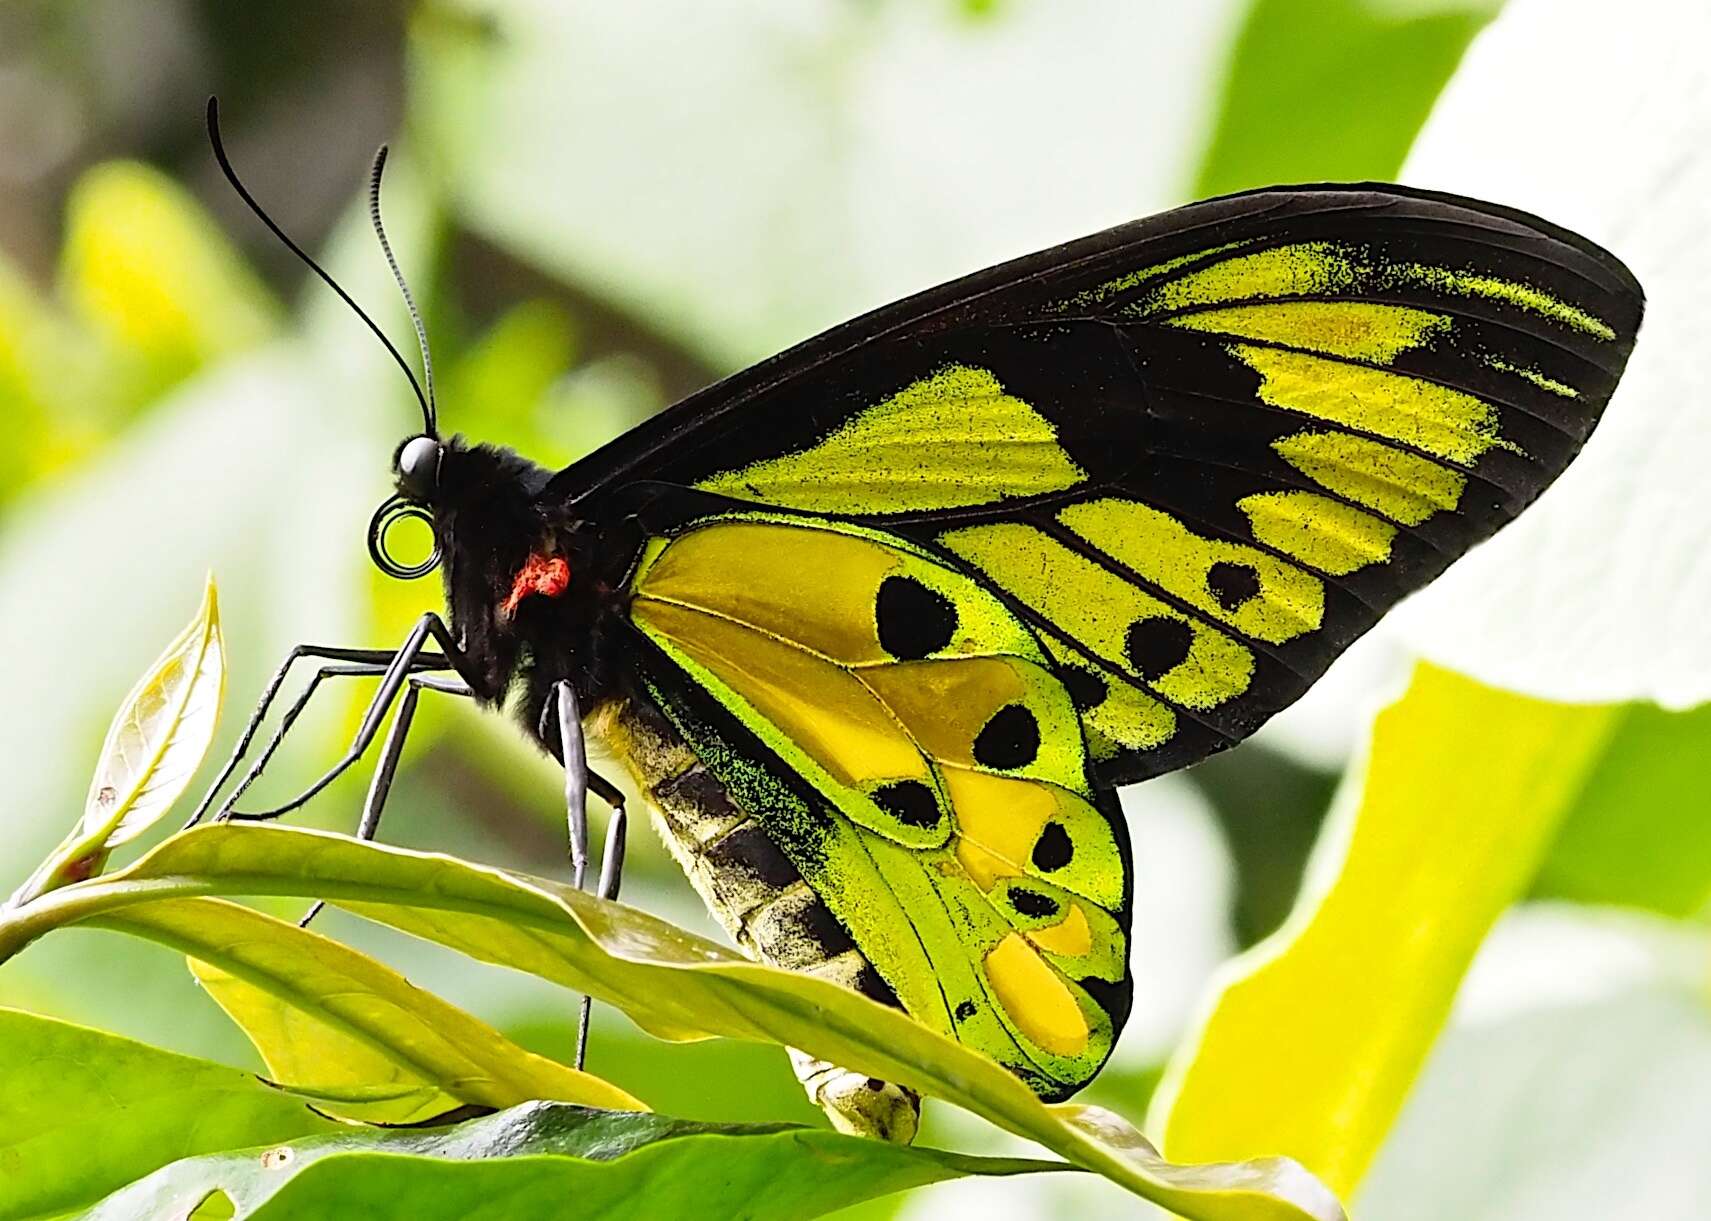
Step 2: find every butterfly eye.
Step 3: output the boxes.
[396,435,443,501]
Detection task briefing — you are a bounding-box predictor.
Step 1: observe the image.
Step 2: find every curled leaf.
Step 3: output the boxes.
[1149,662,1616,1197]
[7,576,224,907]
[85,573,225,848]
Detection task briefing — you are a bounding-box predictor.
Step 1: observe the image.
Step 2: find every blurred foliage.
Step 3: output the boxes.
[1533,702,1711,918]
[1189,746,1338,947]
[1194,0,1498,197]
[0,2,1706,1219]
[1360,988,1711,1219]
[1153,663,1618,1198]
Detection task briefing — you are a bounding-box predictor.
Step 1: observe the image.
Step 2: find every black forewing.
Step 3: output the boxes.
[563,183,1643,785]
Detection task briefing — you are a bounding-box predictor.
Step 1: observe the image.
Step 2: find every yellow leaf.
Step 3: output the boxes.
[7,578,225,907]
[168,900,644,1121]
[1150,661,1618,1197]
[83,574,225,848]
[59,161,277,392]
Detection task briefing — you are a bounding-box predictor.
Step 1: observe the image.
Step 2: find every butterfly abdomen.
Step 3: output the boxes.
[592,695,923,1142]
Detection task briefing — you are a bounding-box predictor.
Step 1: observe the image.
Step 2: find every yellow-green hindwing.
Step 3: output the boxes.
[627,515,1131,1098]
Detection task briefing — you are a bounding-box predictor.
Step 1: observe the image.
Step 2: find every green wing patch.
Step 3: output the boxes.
[695,364,1088,514]
[627,514,1132,1099]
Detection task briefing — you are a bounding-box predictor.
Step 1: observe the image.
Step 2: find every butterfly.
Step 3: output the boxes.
[190,100,1643,1144]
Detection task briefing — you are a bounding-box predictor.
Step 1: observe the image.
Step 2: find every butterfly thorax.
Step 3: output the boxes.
[425,437,628,728]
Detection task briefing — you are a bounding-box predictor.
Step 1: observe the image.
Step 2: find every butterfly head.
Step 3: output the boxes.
[380,430,565,696]
[395,434,443,501]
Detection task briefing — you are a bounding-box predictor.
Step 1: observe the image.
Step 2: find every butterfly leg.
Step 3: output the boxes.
[297,673,473,929]
[195,662,389,826]
[573,803,628,1070]
[223,613,474,823]
[546,679,629,1071]
[186,644,448,829]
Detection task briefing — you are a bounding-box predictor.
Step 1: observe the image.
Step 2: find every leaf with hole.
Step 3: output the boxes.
[7,576,224,908]
[0,1006,336,1221]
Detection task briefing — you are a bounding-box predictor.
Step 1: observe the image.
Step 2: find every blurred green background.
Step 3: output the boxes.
[1,2,1706,1218]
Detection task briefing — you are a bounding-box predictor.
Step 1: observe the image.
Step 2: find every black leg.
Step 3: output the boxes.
[298,673,473,928]
[223,613,471,823]
[187,642,447,829]
[209,662,389,823]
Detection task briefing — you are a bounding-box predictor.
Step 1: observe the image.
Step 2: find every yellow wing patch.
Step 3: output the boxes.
[629,514,1129,1090]
[640,195,1633,800]
[1232,344,1516,466]
[695,364,1086,514]
[1057,498,1326,643]
[1163,300,1451,363]
[1271,430,1468,526]
[984,933,1088,1056]
[940,521,1257,711]
[1123,238,1613,340]
[1237,491,1397,576]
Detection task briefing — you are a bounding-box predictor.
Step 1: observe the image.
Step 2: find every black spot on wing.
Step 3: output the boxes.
[973,704,1041,770]
[1010,888,1061,918]
[1061,665,1108,711]
[1032,821,1074,872]
[1206,560,1262,611]
[871,779,942,829]
[1125,616,1194,681]
[876,575,958,660]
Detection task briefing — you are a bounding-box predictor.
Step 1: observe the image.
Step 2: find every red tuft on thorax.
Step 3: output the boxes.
[501,552,572,617]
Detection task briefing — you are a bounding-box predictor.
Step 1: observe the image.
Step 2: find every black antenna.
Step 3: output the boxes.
[204,96,435,435]
[367,147,436,435]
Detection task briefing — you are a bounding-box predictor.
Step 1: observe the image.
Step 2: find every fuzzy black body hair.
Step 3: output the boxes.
[420,436,633,758]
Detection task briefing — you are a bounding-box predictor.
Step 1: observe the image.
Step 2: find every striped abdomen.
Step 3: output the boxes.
[592,695,921,1142]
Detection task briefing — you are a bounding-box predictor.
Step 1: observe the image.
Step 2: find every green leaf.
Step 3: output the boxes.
[84,1102,1062,1221]
[1533,701,1711,918]
[0,827,1344,1221]
[84,575,225,849]
[1150,662,1618,1197]
[157,897,643,1121]
[1193,0,1496,198]
[0,1007,335,1221]
[7,576,224,908]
